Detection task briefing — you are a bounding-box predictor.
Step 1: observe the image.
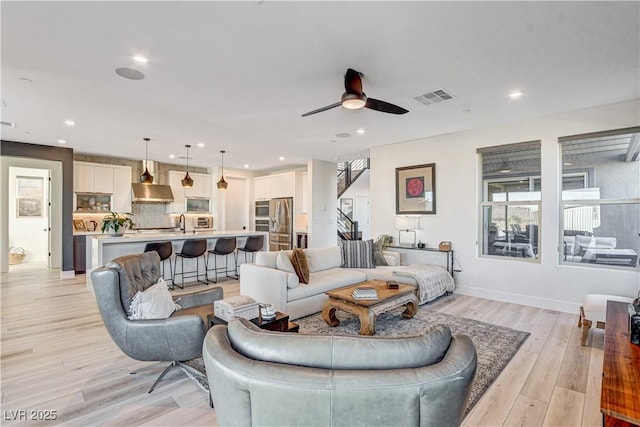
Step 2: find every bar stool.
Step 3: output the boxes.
[237,235,265,268]
[207,237,238,283]
[173,239,208,289]
[144,241,174,289]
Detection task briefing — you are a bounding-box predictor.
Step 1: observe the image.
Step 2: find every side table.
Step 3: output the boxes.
[208,311,298,333]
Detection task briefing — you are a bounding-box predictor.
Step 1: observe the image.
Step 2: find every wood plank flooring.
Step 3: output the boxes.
[1,263,604,426]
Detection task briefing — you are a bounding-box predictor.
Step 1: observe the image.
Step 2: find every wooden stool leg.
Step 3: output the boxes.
[581,319,592,346]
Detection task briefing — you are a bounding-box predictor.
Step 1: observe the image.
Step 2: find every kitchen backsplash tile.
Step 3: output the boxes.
[131,203,173,228]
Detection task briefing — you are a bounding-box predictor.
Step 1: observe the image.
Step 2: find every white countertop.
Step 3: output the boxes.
[91,230,266,243]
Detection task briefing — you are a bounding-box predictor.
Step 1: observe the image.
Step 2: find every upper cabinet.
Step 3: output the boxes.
[255,171,295,200]
[73,162,131,213]
[74,163,114,194]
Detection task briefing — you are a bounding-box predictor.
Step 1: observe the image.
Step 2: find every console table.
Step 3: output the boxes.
[601,300,640,426]
[387,244,454,276]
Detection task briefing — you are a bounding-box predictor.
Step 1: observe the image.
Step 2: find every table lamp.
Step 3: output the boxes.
[395,216,420,247]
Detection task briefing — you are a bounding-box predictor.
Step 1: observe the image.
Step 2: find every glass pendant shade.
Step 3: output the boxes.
[182,144,194,187]
[217,150,228,190]
[140,137,154,184]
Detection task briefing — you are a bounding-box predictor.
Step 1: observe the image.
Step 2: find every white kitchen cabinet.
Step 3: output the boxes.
[112,165,132,213]
[187,172,212,199]
[166,171,186,213]
[73,162,114,194]
[254,172,295,200]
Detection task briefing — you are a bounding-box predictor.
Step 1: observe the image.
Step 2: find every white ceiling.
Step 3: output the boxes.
[2,1,638,172]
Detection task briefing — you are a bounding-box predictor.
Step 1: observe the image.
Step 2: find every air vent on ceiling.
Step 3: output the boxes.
[413,88,455,106]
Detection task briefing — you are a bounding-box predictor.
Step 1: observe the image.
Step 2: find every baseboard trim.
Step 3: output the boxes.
[60,270,75,280]
[454,285,579,314]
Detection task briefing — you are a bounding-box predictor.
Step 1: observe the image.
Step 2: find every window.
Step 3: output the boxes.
[478,141,541,260]
[560,127,640,269]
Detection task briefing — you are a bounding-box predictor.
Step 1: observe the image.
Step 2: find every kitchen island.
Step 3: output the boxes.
[86,230,268,292]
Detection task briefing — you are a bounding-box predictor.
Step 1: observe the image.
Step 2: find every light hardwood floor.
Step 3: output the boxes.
[1,263,604,426]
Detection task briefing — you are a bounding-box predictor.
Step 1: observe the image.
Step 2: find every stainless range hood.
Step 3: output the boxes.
[131,183,174,203]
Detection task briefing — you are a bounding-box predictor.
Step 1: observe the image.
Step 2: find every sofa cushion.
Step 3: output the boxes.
[594,237,616,249]
[353,265,418,286]
[276,251,296,273]
[228,317,452,370]
[304,246,343,272]
[372,239,388,266]
[340,239,375,268]
[290,248,310,284]
[287,268,366,302]
[106,251,161,317]
[255,251,278,269]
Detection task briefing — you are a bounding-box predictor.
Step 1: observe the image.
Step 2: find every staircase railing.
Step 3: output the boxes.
[337,207,360,240]
[337,158,369,198]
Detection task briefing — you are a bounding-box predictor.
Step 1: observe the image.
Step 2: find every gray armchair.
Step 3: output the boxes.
[91,251,223,392]
[203,318,477,427]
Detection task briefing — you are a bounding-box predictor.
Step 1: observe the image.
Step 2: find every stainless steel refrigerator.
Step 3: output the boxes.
[269,197,293,251]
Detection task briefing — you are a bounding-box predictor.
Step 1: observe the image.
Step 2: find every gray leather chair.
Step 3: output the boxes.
[203,318,477,427]
[91,251,223,392]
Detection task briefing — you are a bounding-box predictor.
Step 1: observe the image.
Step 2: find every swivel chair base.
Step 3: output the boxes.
[131,361,207,393]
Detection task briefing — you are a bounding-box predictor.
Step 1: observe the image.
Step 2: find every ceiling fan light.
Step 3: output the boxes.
[181,172,194,188]
[341,92,366,110]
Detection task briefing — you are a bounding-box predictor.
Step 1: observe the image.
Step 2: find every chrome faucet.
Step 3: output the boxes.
[179,213,186,234]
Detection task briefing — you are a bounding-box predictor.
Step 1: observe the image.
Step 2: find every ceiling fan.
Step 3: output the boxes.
[301,68,409,117]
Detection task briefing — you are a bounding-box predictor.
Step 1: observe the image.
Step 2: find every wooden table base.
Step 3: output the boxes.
[322,292,418,335]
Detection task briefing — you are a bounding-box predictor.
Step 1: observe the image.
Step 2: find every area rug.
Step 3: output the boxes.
[183,307,529,416]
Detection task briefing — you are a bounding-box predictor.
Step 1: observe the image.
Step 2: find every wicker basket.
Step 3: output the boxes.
[9,247,26,265]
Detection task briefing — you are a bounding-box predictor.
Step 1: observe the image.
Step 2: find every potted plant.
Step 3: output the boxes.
[101,212,134,236]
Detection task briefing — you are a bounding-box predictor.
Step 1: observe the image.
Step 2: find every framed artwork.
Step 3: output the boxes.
[395,163,436,214]
[340,198,353,219]
[16,176,44,217]
[73,219,87,231]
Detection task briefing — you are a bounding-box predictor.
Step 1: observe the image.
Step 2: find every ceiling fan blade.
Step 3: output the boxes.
[301,102,342,117]
[365,98,409,115]
[344,68,363,95]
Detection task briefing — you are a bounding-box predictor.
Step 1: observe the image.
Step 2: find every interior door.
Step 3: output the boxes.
[225,177,249,231]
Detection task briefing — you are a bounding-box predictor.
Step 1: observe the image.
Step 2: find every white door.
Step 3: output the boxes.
[225,177,249,231]
[354,195,370,240]
[9,167,50,266]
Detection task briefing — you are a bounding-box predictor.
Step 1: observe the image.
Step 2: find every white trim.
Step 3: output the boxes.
[454,285,579,314]
[60,269,75,279]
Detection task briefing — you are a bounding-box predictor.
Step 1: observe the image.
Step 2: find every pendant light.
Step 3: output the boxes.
[217,150,228,190]
[140,137,154,184]
[181,144,194,187]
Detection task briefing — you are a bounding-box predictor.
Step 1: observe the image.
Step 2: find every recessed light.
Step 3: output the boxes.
[197,142,205,148]
[279,156,285,161]
[63,119,75,126]
[356,128,365,135]
[57,139,66,144]
[244,164,249,168]
[169,154,175,159]
[133,55,148,64]
[509,90,523,100]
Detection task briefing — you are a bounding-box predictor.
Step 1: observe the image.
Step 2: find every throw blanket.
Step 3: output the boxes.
[393,265,455,304]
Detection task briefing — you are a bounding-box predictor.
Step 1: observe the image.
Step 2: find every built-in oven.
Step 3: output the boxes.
[255,219,270,232]
[255,200,270,218]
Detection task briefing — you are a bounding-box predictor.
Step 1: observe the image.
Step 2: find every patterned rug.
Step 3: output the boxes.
[184,307,529,416]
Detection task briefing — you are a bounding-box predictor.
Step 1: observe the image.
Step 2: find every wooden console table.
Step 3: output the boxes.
[601,300,640,426]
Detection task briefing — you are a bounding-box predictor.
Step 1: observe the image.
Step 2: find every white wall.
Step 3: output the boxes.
[370,100,640,313]
[308,159,337,248]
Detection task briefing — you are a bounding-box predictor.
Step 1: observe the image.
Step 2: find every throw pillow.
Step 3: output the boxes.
[341,239,376,268]
[128,279,181,320]
[276,250,296,273]
[290,248,310,284]
[372,239,388,266]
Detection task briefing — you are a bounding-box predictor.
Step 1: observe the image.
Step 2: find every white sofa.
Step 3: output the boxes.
[239,246,418,320]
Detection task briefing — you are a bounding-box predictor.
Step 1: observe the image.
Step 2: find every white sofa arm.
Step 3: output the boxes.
[239,264,289,313]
